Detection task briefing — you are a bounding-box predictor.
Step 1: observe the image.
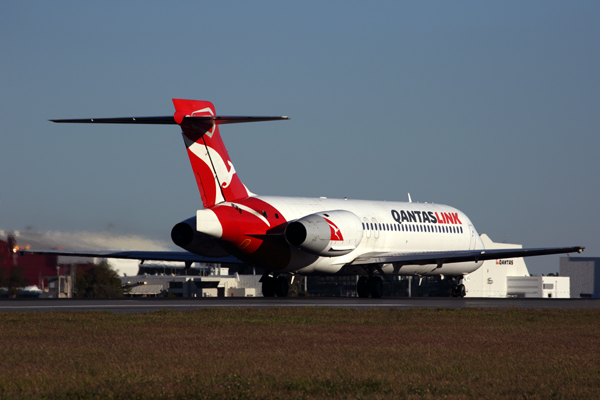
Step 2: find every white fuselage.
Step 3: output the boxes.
[210,195,486,276]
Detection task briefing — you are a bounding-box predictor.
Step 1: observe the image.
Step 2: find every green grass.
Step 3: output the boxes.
[0,308,599,399]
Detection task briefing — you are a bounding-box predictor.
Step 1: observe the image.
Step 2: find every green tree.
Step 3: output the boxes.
[7,265,28,296]
[0,266,7,289]
[75,260,123,298]
[0,267,7,297]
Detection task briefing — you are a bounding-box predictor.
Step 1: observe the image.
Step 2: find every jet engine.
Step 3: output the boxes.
[284,210,363,257]
[171,217,230,257]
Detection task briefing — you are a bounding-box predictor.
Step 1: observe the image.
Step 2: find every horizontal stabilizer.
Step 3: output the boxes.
[50,116,289,125]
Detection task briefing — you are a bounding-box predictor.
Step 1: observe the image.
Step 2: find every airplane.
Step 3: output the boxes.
[23,98,584,298]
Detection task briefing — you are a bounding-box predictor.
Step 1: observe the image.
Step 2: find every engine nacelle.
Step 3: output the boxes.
[284,210,363,257]
[171,217,230,257]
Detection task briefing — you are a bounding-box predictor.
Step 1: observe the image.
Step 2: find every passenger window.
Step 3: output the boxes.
[363,218,371,238]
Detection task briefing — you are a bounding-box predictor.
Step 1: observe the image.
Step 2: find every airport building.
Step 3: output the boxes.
[120,266,262,297]
[463,234,570,298]
[560,257,600,298]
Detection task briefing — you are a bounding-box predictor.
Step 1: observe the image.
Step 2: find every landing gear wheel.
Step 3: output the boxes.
[368,277,384,298]
[457,284,466,298]
[450,284,458,297]
[450,283,466,298]
[357,277,369,298]
[262,277,276,297]
[275,276,289,297]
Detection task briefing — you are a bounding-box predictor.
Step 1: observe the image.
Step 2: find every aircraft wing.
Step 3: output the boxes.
[351,246,585,266]
[19,249,243,264]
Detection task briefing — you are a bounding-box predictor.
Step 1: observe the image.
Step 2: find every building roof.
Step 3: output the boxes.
[128,284,164,295]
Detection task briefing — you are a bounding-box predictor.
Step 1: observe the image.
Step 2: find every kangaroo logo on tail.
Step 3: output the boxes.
[173,99,250,208]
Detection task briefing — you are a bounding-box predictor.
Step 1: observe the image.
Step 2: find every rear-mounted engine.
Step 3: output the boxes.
[171,217,229,257]
[284,210,363,256]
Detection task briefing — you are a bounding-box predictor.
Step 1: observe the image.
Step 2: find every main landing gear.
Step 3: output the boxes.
[451,283,466,298]
[262,275,289,297]
[450,277,466,298]
[357,276,384,298]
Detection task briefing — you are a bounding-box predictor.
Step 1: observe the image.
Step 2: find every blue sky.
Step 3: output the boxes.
[1,1,598,275]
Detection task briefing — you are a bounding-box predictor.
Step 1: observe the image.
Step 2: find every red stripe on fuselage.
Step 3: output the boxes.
[210,197,292,270]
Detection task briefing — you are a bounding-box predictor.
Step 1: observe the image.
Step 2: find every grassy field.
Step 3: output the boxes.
[0,308,599,399]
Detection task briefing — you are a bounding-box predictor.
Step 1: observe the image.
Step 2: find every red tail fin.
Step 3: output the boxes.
[173,99,250,208]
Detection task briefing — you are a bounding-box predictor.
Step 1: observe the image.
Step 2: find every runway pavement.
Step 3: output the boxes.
[0,297,599,313]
